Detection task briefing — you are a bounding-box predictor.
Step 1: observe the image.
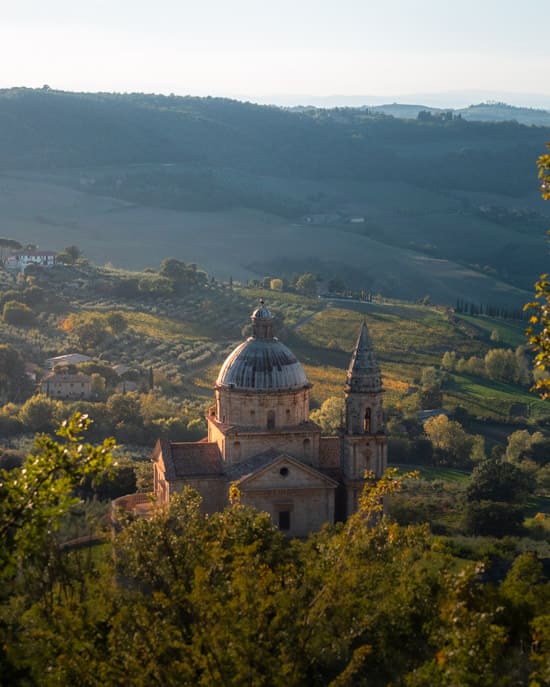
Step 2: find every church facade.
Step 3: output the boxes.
[152,301,387,537]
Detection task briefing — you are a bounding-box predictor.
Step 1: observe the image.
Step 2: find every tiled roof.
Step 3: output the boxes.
[225,448,281,481]
[164,441,222,479]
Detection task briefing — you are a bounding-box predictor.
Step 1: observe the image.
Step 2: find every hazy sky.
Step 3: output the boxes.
[2,0,549,106]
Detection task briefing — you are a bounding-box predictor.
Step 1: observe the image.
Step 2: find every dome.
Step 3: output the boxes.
[216,338,310,391]
[216,300,310,391]
[251,301,272,319]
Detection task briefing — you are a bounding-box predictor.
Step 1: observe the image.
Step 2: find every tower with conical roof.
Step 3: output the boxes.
[341,321,387,515]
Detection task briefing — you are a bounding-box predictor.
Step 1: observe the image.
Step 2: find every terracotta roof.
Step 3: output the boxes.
[162,441,222,479]
[319,437,341,468]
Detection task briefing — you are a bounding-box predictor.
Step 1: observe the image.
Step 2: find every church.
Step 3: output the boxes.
[151,300,387,537]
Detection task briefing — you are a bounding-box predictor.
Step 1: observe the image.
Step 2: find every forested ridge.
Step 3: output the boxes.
[0,87,546,195]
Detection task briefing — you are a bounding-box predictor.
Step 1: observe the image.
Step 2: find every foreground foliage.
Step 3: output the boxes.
[1,423,549,686]
[526,142,550,397]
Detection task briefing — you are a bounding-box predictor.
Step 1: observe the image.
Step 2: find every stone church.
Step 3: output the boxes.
[152,301,387,537]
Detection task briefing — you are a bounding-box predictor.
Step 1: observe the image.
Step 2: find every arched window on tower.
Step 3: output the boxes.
[267,410,275,430]
[364,408,371,433]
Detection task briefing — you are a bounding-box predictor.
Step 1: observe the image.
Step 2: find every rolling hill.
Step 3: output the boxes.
[0,88,548,306]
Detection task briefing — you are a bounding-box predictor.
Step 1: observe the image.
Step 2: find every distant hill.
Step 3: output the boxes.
[368,102,550,126]
[0,87,548,306]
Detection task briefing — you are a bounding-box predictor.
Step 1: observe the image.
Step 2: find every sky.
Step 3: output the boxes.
[2,0,549,107]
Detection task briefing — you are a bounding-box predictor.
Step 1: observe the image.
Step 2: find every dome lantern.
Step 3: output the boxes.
[251,299,274,339]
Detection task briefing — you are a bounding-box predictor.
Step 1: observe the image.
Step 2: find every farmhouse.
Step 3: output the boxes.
[40,365,92,400]
[4,249,57,271]
[118,301,387,537]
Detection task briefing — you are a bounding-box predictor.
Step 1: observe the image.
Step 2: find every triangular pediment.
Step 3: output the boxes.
[237,454,338,491]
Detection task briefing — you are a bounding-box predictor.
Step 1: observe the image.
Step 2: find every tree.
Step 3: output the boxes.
[465,355,485,376]
[484,347,517,383]
[106,392,143,427]
[295,272,318,296]
[424,414,474,467]
[0,344,29,402]
[441,350,456,371]
[70,314,108,349]
[0,414,114,681]
[90,372,106,397]
[64,244,82,263]
[525,142,550,395]
[419,385,443,410]
[19,394,60,433]
[159,257,186,280]
[2,300,35,326]
[505,429,544,463]
[106,311,127,335]
[420,366,440,387]
[0,413,114,575]
[310,396,344,434]
[270,278,284,291]
[466,457,532,503]
[464,500,525,536]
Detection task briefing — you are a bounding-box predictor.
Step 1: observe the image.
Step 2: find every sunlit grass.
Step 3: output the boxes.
[445,373,548,419]
[458,314,526,348]
[65,309,204,341]
[122,311,204,340]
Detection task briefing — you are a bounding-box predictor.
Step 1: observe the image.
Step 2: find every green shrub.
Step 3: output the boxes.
[2,300,35,326]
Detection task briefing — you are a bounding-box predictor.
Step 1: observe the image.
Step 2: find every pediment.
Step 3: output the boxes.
[237,454,338,491]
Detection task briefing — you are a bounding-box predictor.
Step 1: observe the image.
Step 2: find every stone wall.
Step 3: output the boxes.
[216,387,310,429]
[208,417,321,467]
[241,486,335,538]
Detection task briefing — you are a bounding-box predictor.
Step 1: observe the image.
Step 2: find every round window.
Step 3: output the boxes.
[279,467,289,477]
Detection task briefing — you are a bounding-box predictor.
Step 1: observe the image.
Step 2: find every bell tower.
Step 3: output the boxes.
[341,321,387,515]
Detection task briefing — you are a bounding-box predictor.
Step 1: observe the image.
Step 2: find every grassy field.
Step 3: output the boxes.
[402,466,471,483]
[0,172,536,308]
[106,310,204,341]
[457,314,527,348]
[445,374,549,420]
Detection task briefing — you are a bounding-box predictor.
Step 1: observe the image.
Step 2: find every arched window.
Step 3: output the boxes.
[303,438,311,458]
[364,408,371,433]
[233,441,241,461]
[267,410,275,430]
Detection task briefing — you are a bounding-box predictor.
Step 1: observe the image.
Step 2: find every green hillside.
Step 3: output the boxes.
[0,88,548,305]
